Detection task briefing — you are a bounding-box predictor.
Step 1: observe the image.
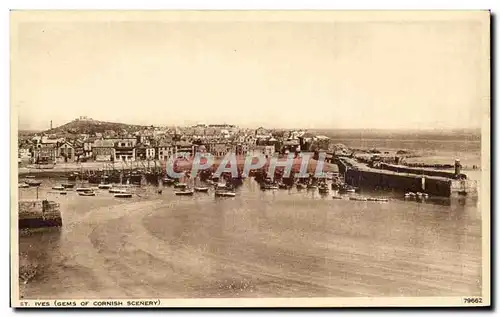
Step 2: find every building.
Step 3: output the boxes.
[33,144,57,164]
[176,141,194,157]
[114,138,136,161]
[57,142,75,162]
[92,140,115,162]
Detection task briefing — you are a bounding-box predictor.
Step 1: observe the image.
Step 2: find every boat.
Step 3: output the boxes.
[163,177,175,185]
[98,184,113,189]
[338,185,356,193]
[296,183,307,190]
[60,191,67,195]
[215,190,236,197]
[318,184,329,194]
[261,183,278,190]
[109,188,127,193]
[194,187,209,192]
[349,196,367,201]
[114,192,133,198]
[25,175,35,179]
[78,190,96,196]
[174,183,188,189]
[367,197,389,202]
[76,187,93,192]
[175,189,194,196]
[25,179,42,187]
[18,183,30,188]
[52,185,65,191]
[332,195,343,200]
[61,183,75,189]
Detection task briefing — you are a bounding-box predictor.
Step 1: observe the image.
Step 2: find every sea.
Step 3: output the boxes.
[17,132,483,299]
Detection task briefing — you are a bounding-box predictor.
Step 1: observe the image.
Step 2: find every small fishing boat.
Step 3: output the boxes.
[61,183,75,189]
[60,191,67,195]
[349,196,367,201]
[18,183,30,188]
[109,188,127,194]
[114,192,133,198]
[52,185,65,191]
[25,179,42,187]
[194,187,209,192]
[163,178,175,185]
[76,187,93,192]
[405,192,417,198]
[78,190,96,196]
[174,183,188,189]
[332,195,343,200]
[367,197,389,202]
[25,175,35,179]
[261,184,279,190]
[318,184,329,194]
[296,183,307,190]
[175,189,194,196]
[339,186,356,193]
[215,190,236,197]
[98,184,113,189]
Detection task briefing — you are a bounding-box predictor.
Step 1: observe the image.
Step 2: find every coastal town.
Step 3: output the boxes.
[18,116,334,167]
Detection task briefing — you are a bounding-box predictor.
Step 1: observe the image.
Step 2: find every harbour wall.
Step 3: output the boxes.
[336,157,477,197]
[18,200,62,229]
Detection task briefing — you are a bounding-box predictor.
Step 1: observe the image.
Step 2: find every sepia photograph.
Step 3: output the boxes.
[10,10,490,307]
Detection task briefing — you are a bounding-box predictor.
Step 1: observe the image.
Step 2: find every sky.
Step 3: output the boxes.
[11,11,489,131]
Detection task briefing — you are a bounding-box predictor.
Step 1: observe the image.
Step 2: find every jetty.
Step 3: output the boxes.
[335,157,478,197]
[18,200,62,229]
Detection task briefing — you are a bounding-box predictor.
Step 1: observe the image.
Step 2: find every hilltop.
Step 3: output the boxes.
[43,117,148,135]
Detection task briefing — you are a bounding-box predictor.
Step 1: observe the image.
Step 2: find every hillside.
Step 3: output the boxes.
[44,118,148,135]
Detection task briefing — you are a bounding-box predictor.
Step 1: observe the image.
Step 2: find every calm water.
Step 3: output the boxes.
[18,171,482,299]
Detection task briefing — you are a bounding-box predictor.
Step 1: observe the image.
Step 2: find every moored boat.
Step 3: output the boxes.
[174,183,188,189]
[61,183,75,189]
[98,183,113,189]
[318,184,329,194]
[194,187,209,192]
[114,193,133,198]
[349,196,367,201]
[25,179,42,187]
[296,183,307,190]
[367,197,389,202]
[76,187,93,192]
[109,188,127,194]
[60,191,68,195]
[52,185,65,191]
[175,189,194,196]
[78,190,96,196]
[332,195,343,200]
[215,190,236,197]
[18,183,30,188]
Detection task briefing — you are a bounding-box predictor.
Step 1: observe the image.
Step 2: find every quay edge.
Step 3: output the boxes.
[336,157,478,198]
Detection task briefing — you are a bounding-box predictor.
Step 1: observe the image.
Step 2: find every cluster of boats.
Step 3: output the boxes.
[404,192,429,199]
[49,183,135,198]
[166,177,237,198]
[332,195,389,202]
[18,176,42,188]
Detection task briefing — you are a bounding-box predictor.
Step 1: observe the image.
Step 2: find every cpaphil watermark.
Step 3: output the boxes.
[161,152,329,179]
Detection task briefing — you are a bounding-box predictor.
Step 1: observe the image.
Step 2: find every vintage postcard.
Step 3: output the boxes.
[10,10,490,308]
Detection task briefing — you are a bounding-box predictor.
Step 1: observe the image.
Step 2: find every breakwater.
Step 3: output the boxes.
[19,200,62,229]
[336,157,478,197]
